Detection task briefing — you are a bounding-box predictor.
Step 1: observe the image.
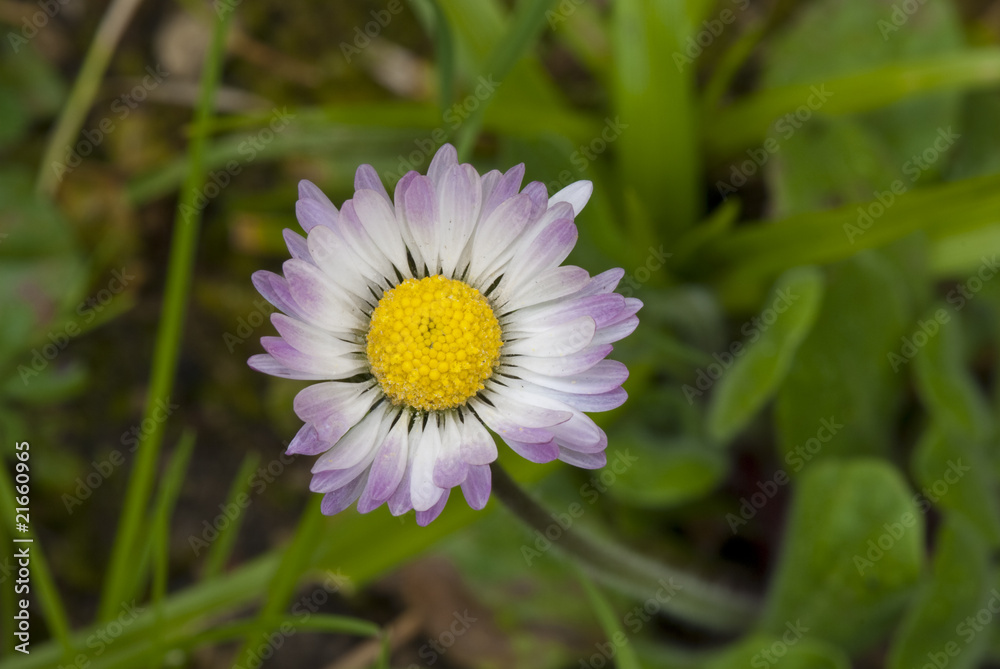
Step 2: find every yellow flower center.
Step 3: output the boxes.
[366,275,502,411]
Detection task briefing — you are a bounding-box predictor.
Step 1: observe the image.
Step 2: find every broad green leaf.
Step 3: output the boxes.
[887,514,992,669]
[613,0,699,235]
[704,633,849,669]
[609,436,727,508]
[706,266,824,445]
[911,305,993,443]
[775,253,907,463]
[761,459,924,652]
[912,426,1000,547]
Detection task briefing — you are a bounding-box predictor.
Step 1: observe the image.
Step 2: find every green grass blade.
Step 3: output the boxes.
[705,48,1000,157]
[96,4,234,622]
[426,0,456,113]
[575,567,643,669]
[233,494,326,667]
[202,452,260,579]
[34,0,144,196]
[454,0,561,160]
[147,431,196,669]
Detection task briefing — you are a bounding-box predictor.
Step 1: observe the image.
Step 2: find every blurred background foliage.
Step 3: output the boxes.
[1,0,1000,667]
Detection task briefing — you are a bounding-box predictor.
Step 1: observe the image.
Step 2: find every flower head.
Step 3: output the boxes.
[249,144,641,524]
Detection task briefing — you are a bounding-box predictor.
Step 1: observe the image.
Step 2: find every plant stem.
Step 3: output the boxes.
[489,462,758,633]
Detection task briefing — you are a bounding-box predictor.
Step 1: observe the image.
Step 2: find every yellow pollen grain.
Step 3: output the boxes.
[366,275,502,411]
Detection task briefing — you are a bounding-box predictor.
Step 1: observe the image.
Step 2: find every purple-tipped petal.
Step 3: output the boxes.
[293,382,376,444]
[461,465,491,510]
[416,488,450,526]
[287,424,329,456]
[354,164,390,202]
[557,448,606,469]
[321,473,367,515]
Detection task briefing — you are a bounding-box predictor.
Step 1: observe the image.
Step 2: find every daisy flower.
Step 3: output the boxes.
[249,144,641,525]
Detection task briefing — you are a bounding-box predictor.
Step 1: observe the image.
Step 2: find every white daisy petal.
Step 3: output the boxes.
[549,180,593,216]
[247,354,332,381]
[436,164,482,277]
[293,381,378,444]
[458,413,498,466]
[433,413,469,488]
[504,315,595,358]
[410,418,445,511]
[260,337,362,380]
[557,448,606,469]
[511,343,613,377]
[310,403,391,472]
[396,174,440,273]
[353,189,410,276]
[307,225,384,300]
[283,259,367,332]
[497,265,590,313]
[357,410,410,512]
[427,143,459,186]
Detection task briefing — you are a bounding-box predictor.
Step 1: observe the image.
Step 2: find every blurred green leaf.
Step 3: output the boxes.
[948,89,1000,180]
[699,173,1000,308]
[912,426,1000,547]
[612,0,699,234]
[887,513,992,669]
[775,253,907,463]
[706,266,824,445]
[610,436,727,508]
[705,48,1000,157]
[576,568,642,669]
[704,633,850,669]
[761,459,924,652]
[912,305,993,443]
